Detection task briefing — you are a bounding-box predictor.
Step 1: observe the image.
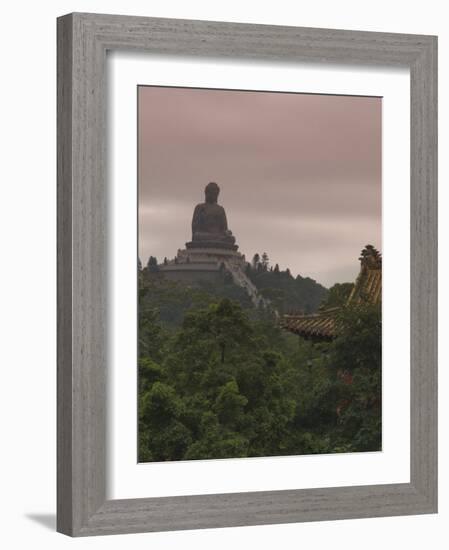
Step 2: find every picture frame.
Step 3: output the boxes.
[57,12,437,536]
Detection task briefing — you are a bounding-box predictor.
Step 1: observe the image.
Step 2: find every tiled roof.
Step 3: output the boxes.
[280,307,339,341]
[281,245,382,341]
[347,245,382,306]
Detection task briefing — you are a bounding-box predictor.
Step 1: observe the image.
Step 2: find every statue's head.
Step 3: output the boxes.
[205,181,220,204]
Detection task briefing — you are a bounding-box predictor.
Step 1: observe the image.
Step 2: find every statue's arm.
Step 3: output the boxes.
[221,206,228,232]
[192,204,201,234]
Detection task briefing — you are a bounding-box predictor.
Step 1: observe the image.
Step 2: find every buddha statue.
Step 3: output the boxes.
[186,182,238,250]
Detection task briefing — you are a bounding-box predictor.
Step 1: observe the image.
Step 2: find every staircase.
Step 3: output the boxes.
[222,260,270,309]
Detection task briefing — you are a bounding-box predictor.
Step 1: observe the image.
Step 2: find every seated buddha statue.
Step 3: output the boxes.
[186,182,237,250]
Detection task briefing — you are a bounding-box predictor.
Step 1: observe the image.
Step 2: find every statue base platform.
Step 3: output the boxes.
[185,240,238,251]
[158,245,246,285]
[157,246,269,309]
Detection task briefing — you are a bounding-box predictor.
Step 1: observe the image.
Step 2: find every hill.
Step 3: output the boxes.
[244,257,327,314]
[139,270,255,329]
[141,252,328,325]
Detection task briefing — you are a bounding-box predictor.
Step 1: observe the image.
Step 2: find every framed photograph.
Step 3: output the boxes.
[57,12,437,536]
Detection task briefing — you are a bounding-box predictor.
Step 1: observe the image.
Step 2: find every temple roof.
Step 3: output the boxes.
[280,307,339,341]
[280,245,382,341]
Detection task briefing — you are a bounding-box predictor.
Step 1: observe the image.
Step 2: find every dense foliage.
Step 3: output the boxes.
[140,253,327,317]
[245,252,327,314]
[139,271,253,327]
[138,265,382,462]
[319,282,354,309]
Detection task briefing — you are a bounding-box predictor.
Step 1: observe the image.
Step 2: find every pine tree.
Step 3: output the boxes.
[261,252,269,271]
[147,256,159,272]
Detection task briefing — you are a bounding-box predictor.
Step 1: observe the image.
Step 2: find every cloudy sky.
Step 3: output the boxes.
[138,86,381,288]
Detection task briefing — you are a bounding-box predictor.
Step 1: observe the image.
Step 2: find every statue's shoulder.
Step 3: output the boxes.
[192,203,207,220]
[193,202,224,213]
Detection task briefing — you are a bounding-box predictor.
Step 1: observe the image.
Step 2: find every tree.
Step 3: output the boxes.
[139,381,192,461]
[246,259,326,314]
[137,262,380,462]
[320,282,354,309]
[252,253,260,269]
[214,379,248,427]
[180,298,253,364]
[147,255,159,272]
[138,304,165,362]
[138,296,305,461]
[330,303,382,451]
[261,252,269,271]
[333,303,382,373]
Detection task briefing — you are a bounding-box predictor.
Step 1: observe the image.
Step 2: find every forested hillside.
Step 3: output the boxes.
[141,251,328,321]
[138,262,382,462]
[245,252,327,314]
[139,271,254,328]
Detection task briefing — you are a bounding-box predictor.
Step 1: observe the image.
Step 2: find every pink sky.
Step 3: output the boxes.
[138,86,381,287]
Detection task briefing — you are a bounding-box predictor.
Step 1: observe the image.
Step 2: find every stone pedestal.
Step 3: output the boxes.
[158,245,246,285]
[185,240,238,252]
[155,182,267,308]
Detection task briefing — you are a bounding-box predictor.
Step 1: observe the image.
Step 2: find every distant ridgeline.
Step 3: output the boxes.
[139,182,327,325]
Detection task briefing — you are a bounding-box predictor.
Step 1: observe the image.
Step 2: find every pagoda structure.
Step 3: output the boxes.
[280,245,382,341]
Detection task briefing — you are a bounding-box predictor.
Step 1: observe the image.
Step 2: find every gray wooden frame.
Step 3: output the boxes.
[57,12,437,537]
